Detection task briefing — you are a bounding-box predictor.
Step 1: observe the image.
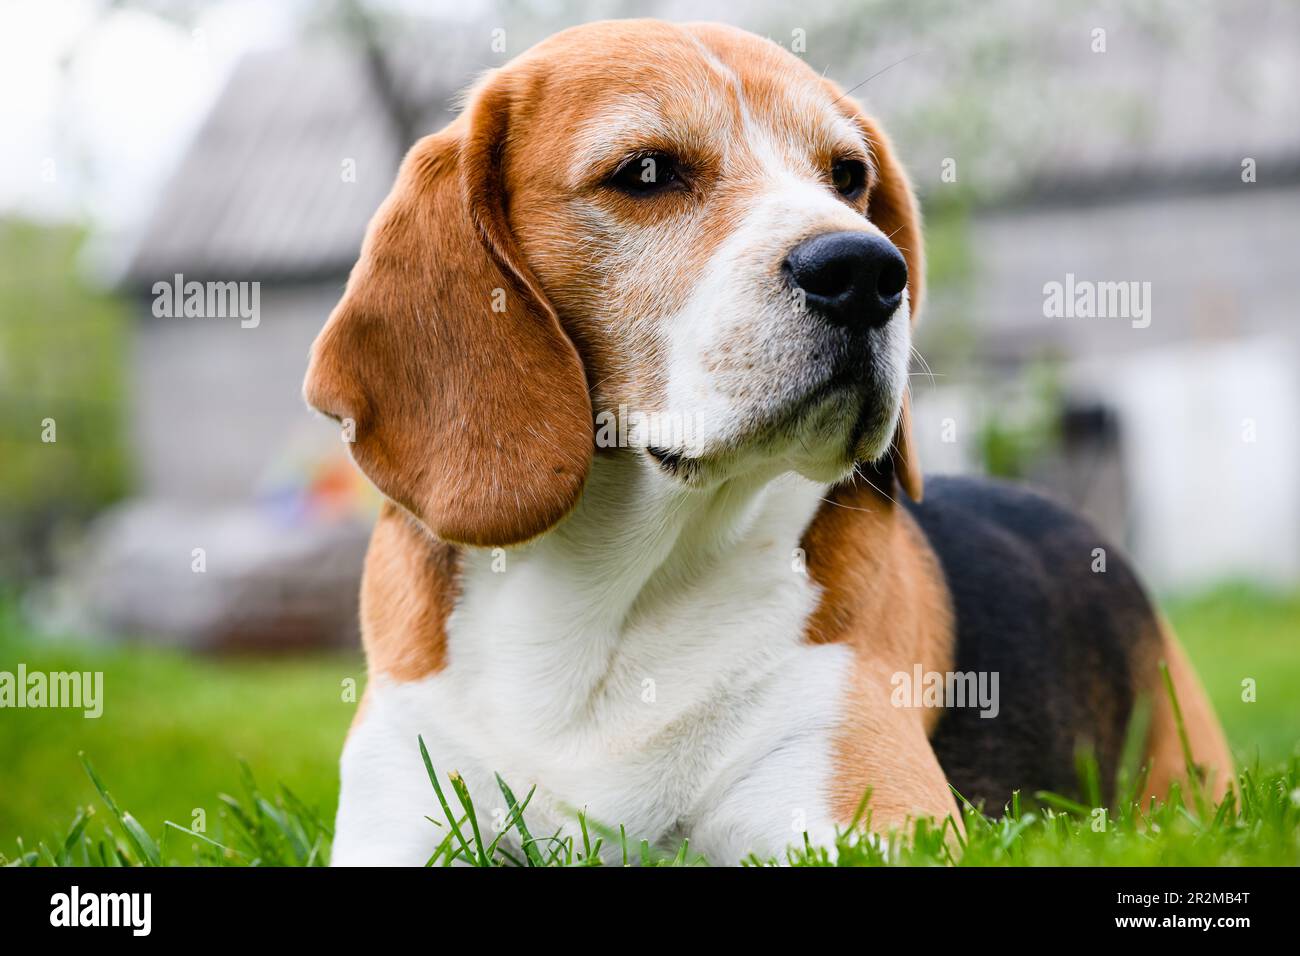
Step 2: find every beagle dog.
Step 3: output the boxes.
[304,20,1233,865]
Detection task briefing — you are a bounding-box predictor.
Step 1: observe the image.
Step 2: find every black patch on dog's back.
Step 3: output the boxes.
[904,476,1159,810]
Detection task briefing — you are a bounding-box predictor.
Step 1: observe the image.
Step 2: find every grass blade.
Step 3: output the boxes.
[79,753,161,866]
[418,735,475,864]
[494,774,543,866]
[446,771,490,866]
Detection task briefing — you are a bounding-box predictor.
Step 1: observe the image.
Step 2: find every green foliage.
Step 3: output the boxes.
[974,360,1064,478]
[920,202,974,291]
[0,219,131,576]
[0,219,131,507]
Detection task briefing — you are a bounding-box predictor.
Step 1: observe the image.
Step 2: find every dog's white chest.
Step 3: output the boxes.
[332,470,852,865]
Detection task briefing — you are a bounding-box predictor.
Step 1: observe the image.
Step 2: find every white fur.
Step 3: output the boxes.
[332,461,852,865]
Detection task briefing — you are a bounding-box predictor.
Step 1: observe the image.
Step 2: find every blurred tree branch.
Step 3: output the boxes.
[336,0,418,149]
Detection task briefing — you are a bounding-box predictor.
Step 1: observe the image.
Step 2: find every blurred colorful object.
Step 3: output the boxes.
[257,439,382,529]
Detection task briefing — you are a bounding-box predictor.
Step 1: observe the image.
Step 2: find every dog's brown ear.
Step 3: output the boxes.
[890,393,922,502]
[304,74,592,547]
[861,111,924,502]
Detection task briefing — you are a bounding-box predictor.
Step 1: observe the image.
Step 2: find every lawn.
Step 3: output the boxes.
[1162,583,1300,766]
[0,603,361,864]
[1,583,1297,865]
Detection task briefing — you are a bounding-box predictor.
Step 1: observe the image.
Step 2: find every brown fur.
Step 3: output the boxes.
[359,503,458,681]
[1144,620,1235,802]
[803,477,959,827]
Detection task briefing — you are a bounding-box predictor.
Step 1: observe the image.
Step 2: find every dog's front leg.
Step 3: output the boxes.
[331,735,435,865]
[828,685,964,849]
[330,691,469,867]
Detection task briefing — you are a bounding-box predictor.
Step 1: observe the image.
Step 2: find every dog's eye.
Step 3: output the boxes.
[609,152,681,194]
[831,158,867,197]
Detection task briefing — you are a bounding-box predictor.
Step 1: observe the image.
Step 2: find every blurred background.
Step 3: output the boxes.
[2,0,1298,856]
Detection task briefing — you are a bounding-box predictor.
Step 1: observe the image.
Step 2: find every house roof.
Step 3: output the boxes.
[120,37,480,289]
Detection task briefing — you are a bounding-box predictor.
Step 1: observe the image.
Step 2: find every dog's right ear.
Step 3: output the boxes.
[304,74,593,547]
[859,109,925,502]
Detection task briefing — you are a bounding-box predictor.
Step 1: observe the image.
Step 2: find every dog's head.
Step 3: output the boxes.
[305,20,924,547]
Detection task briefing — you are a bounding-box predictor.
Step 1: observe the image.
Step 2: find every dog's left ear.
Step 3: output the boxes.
[859,110,925,502]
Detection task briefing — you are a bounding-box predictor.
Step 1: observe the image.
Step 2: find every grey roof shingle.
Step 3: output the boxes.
[121,36,483,288]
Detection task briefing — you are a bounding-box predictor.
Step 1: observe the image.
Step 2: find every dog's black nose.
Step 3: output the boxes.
[783,231,908,330]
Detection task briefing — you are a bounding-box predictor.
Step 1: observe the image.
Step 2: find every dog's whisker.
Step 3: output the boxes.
[828,49,930,107]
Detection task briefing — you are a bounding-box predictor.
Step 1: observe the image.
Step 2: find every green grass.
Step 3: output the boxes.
[0,605,360,864]
[7,742,1299,867]
[1168,582,1300,766]
[2,583,1298,866]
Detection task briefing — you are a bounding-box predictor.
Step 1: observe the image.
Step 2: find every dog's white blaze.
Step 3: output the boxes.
[659,170,912,462]
[647,72,913,464]
[332,462,850,866]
